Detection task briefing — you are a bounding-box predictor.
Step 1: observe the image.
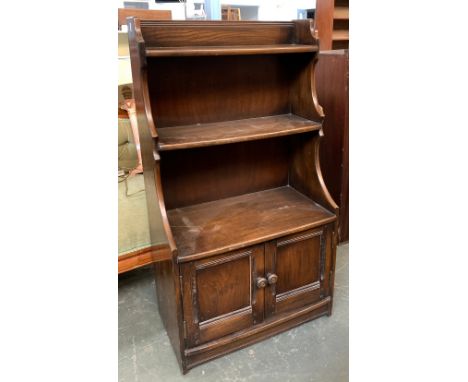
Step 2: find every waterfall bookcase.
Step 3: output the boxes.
[128,18,339,373]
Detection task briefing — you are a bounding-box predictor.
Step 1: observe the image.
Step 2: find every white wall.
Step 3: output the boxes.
[118,0,317,21]
[224,0,316,21]
[149,2,186,20]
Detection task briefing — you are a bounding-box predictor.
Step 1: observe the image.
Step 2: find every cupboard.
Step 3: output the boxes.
[128,19,338,373]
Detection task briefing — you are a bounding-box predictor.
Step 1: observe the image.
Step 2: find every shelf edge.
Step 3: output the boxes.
[146,45,318,57]
[158,124,322,151]
[176,215,336,263]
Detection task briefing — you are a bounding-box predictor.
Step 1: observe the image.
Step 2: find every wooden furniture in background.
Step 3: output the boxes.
[119,243,171,274]
[221,5,241,21]
[128,19,338,373]
[118,8,172,30]
[315,0,349,50]
[316,49,349,242]
[314,0,349,241]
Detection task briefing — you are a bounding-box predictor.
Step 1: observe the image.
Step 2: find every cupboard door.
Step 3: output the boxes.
[181,244,265,347]
[265,226,331,316]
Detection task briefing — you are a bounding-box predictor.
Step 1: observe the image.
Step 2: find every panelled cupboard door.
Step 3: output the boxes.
[180,244,265,347]
[264,226,331,316]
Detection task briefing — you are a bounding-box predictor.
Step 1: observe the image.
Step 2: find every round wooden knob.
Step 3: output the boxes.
[256,277,267,288]
[267,273,278,285]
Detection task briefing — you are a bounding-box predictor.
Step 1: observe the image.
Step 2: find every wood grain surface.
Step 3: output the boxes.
[168,186,335,262]
[160,137,290,209]
[128,19,338,374]
[146,44,318,57]
[158,114,321,151]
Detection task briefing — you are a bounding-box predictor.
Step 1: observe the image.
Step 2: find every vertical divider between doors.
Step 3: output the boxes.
[250,252,258,324]
[253,244,266,325]
[264,240,277,317]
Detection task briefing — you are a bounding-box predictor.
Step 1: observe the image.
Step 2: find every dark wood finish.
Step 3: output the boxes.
[265,227,333,316]
[118,8,171,29]
[185,297,330,368]
[138,20,318,48]
[290,54,324,122]
[168,187,335,262]
[152,258,185,368]
[316,50,349,242]
[128,19,338,374]
[118,244,171,274]
[289,132,339,214]
[127,18,184,371]
[161,138,290,209]
[181,245,264,346]
[333,19,349,31]
[146,44,318,57]
[158,114,321,151]
[314,0,349,50]
[148,54,293,128]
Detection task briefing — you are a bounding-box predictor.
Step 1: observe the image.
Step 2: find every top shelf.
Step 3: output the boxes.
[145,44,318,57]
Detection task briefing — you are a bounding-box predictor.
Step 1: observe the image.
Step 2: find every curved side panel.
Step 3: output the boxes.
[127,17,186,372]
[290,52,323,122]
[289,131,339,215]
[313,130,339,213]
[153,156,177,252]
[288,29,335,214]
[127,17,177,255]
[311,54,325,120]
[141,63,158,139]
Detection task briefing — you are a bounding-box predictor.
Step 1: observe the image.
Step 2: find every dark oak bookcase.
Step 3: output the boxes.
[128,19,339,373]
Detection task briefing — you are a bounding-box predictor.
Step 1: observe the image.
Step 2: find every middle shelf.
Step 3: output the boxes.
[168,186,336,262]
[157,113,322,151]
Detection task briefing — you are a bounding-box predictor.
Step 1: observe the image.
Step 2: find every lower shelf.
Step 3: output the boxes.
[167,186,335,262]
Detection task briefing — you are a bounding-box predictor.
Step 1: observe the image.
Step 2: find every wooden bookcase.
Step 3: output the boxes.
[128,19,339,373]
[315,0,349,50]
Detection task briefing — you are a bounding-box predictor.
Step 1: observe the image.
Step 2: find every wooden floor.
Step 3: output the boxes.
[167,186,335,262]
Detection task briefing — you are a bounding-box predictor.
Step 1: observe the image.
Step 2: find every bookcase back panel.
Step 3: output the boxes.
[141,21,294,47]
[147,55,303,128]
[160,138,290,209]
